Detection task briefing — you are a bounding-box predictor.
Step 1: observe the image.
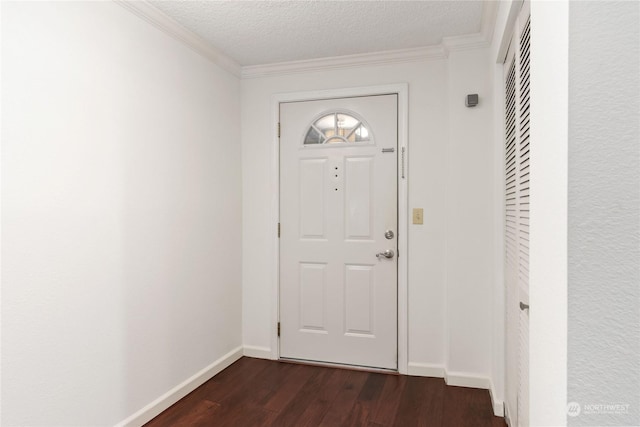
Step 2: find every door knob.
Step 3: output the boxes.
[376,249,395,259]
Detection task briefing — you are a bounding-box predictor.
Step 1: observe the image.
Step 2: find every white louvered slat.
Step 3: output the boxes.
[505,57,518,265]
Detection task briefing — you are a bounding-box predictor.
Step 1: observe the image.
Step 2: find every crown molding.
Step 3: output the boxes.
[242,0,498,79]
[442,32,490,53]
[442,0,498,53]
[241,45,448,79]
[114,0,241,77]
[115,0,498,80]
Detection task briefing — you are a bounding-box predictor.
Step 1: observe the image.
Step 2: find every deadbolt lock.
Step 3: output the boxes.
[384,230,394,240]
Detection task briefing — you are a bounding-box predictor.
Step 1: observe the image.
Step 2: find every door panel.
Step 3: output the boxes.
[517,10,531,426]
[344,264,375,336]
[299,263,327,332]
[344,156,374,240]
[279,94,398,370]
[504,41,519,426]
[299,158,327,239]
[504,3,531,425]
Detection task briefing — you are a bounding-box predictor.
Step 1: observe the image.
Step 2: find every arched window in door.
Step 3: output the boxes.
[303,111,372,145]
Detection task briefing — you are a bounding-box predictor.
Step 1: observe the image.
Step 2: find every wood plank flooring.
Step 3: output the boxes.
[145,357,507,427]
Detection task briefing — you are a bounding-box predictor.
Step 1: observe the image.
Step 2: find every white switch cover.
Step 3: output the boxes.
[413,208,424,225]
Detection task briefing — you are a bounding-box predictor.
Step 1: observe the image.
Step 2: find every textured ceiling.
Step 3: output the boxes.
[148,0,485,66]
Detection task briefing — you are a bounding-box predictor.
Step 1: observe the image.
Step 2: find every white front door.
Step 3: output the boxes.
[279,94,398,370]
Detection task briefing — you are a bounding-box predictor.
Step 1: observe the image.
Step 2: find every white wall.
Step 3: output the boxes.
[445,48,495,381]
[241,49,497,394]
[529,2,569,425]
[1,2,242,425]
[568,1,640,426]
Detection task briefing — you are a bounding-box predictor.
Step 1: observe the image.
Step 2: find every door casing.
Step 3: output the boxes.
[270,84,409,374]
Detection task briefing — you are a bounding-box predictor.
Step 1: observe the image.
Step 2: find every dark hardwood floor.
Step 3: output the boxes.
[145,357,507,427]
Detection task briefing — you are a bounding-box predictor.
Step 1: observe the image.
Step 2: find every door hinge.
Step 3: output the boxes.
[277,122,281,138]
[401,147,406,179]
[277,222,281,238]
[277,322,281,337]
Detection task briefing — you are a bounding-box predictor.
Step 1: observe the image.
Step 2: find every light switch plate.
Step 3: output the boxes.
[413,208,424,225]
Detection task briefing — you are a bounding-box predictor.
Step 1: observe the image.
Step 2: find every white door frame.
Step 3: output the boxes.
[270,83,409,374]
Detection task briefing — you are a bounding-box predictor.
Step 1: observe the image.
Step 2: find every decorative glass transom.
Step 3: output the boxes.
[304,112,370,145]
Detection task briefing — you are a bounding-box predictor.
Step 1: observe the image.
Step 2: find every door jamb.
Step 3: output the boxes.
[270,84,409,374]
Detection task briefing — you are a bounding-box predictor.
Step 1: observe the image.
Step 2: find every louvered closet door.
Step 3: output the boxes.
[517,14,531,427]
[504,3,530,426]
[504,42,519,427]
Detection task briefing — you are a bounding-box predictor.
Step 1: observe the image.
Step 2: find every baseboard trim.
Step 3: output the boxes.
[487,380,505,418]
[407,362,446,378]
[113,346,243,427]
[504,400,514,426]
[407,363,504,418]
[243,345,273,359]
[446,371,490,389]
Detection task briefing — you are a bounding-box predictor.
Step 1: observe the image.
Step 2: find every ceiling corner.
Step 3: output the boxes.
[113,0,242,78]
[441,1,499,53]
[481,0,500,45]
